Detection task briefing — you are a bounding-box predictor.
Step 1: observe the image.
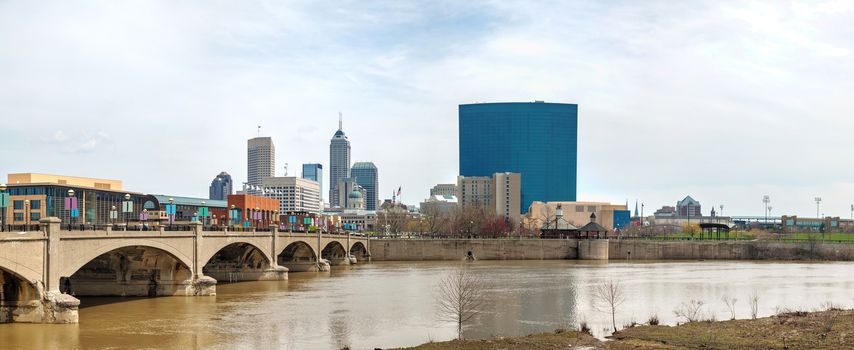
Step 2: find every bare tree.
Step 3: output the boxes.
[436,267,486,339]
[722,296,738,320]
[592,280,626,332]
[673,300,705,323]
[749,291,760,319]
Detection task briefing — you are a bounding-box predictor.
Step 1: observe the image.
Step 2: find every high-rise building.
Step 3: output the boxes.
[335,177,365,210]
[351,162,378,211]
[259,176,322,213]
[247,137,275,186]
[456,172,521,223]
[459,101,577,212]
[676,196,702,217]
[301,163,323,203]
[429,184,457,197]
[329,115,351,207]
[208,171,233,200]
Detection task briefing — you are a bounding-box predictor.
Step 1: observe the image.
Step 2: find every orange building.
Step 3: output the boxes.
[227,194,279,228]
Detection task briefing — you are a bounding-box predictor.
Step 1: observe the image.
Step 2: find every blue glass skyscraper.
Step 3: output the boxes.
[459,102,578,212]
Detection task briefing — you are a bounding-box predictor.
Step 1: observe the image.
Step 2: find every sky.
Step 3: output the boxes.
[1,0,853,217]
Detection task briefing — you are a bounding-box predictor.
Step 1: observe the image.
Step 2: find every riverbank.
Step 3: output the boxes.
[393,309,854,349]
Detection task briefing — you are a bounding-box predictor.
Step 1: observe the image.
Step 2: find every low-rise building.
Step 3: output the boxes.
[524,201,631,232]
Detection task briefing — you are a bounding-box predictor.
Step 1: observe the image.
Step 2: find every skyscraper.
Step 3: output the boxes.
[329,114,351,207]
[459,101,578,212]
[247,137,275,186]
[351,161,378,211]
[208,171,233,200]
[301,163,323,203]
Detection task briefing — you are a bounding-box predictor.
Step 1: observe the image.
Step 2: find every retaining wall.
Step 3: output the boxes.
[609,240,854,261]
[369,239,580,261]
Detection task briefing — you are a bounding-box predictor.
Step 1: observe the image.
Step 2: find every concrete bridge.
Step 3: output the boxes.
[0,217,369,324]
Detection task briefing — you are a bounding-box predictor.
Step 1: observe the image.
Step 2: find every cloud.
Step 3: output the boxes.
[1,1,853,216]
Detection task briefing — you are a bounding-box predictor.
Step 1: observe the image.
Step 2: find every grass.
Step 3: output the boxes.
[395,310,854,350]
[775,232,854,242]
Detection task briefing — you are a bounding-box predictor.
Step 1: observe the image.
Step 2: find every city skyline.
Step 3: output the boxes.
[2,1,854,217]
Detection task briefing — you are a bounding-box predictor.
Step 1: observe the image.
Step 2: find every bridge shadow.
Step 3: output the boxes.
[76,296,152,309]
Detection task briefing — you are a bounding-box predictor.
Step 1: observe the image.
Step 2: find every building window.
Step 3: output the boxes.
[30,200,41,210]
[13,213,24,222]
[13,200,23,210]
[575,206,584,213]
[30,212,40,221]
[587,206,596,212]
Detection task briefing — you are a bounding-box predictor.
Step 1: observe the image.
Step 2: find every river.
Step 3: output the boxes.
[2,260,854,349]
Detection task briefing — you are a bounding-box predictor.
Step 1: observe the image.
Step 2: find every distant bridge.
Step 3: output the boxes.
[0,218,369,324]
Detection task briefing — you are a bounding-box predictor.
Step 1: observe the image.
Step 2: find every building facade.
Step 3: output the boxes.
[208,171,233,200]
[329,117,351,208]
[247,137,275,186]
[525,201,631,232]
[351,161,378,211]
[459,101,578,211]
[258,176,322,214]
[429,183,457,197]
[335,177,366,210]
[226,194,279,228]
[676,196,702,217]
[301,163,323,203]
[457,172,521,223]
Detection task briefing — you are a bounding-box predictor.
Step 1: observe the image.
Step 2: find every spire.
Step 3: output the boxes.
[338,112,342,131]
[634,200,639,217]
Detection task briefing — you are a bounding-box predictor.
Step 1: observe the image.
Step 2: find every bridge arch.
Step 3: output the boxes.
[202,242,273,283]
[0,257,42,288]
[349,241,369,261]
[321,241,348,265]
[1,266,42,322]
[277,241,317,272]
[60,240,193,279]
[199,240,273,271]
[62,245,193,297]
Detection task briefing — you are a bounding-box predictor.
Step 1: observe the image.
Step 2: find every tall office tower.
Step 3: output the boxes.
[351,161,378,211]
[247,137,275,186]
[208,171,233,200]
[301,163,323,202]
[459,101,578,212]
[329,115,351,207]
[456,172,521,223]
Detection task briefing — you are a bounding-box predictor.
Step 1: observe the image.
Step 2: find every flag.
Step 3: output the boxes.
[396,186,401,196]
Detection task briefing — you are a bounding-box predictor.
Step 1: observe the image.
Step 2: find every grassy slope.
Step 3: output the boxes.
[394,310,854,350]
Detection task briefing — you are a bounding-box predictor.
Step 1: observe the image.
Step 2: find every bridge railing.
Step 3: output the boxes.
[0,224,43,232]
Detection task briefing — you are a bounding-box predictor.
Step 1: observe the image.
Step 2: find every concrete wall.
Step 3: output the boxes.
[369,239,579,261]
[609,240,854,261]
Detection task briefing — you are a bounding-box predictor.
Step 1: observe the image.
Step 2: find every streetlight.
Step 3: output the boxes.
[67,189,76,230]
[212,214,217,228]
[763,195,770,223]
[255,207,260,228]
[555,204,563,239]
[229,204,236,228]
[122,194,132,227]
[110,205,117,227]
[0,183,8,232]
[141,208,148,230]
[815,197,822,219]
[24,199,30,232]
[167,197,175,230]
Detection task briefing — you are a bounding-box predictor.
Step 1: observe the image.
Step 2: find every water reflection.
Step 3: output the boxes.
[1,260,853,349]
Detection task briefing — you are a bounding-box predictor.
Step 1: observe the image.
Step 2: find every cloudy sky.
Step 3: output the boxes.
[1,1,853,217]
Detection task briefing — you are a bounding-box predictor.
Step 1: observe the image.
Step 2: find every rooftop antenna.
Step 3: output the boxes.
[257,125,261,137]
[338,112,342,130]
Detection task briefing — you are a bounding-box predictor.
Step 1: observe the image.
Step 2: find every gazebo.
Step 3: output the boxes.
[698,222,731,240]
[540,204,579,239]
[577,213,608,239]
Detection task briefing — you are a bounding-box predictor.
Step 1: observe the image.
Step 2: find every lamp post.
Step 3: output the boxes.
[212,214,217,228]
[815,197,822,219]
[67,189,76,230]
[24,199,30,232]
[122,194,132,227]
[556,204,563,239]
[200,201,208,227]
[255,207,260,228]
[0,183,7,232]
[110,205,117,227]
[763,195,770,223]
[141,208,148,230]
[229,204,237,228]
[167,197,174,230]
